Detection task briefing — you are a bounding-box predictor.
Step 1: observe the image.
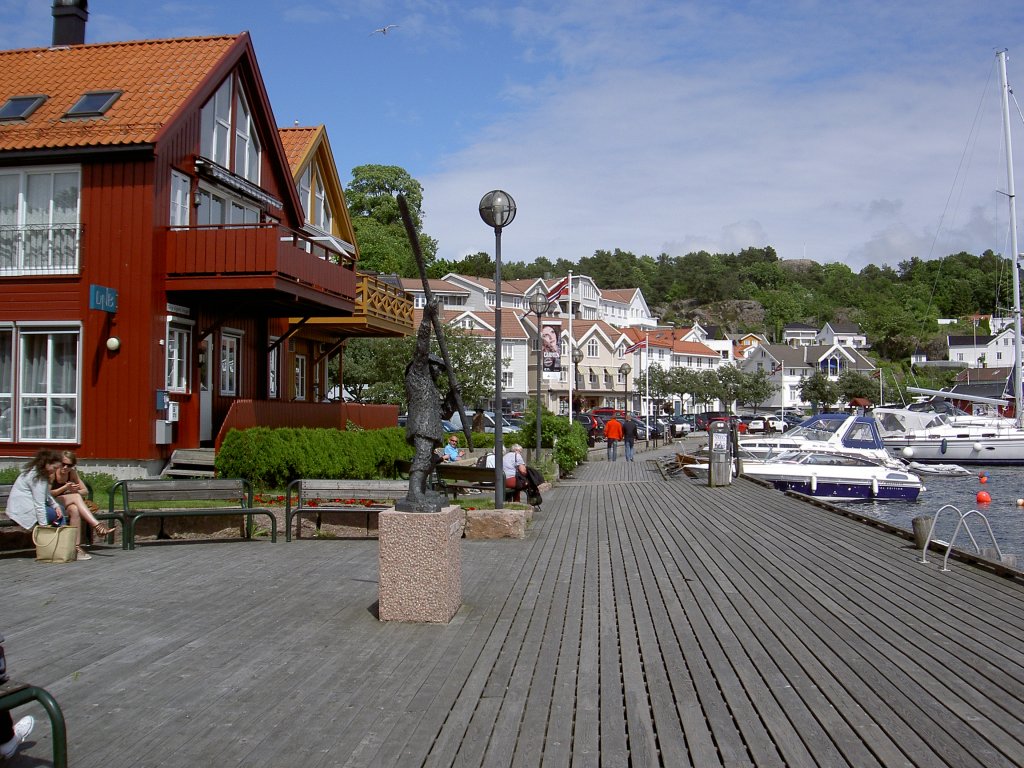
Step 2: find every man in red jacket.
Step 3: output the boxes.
[604,414,624,462]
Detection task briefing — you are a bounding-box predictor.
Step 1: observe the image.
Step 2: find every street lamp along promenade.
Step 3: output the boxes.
[527,290,551,457]
[619,362,631,413]
[479,190,516,509]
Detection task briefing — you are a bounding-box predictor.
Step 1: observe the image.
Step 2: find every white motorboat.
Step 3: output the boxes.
[740,450,924,502]
[873,406,1024,465]
[739,412,904,468]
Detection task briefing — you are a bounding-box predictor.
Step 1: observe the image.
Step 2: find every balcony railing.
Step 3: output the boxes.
[165,223,357,303]
[356,273,414,328]
[0,224,82,276]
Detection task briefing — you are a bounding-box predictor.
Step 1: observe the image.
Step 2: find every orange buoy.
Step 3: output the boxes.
[980,475,988,484]
[977,490,991,504]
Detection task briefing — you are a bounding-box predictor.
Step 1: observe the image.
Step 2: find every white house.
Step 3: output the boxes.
[816,321,867,348]
[739,342,876,410]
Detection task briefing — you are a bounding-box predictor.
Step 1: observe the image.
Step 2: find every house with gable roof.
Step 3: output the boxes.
[0,5,407,473]
[817,321,867,348]
[740,342,876,410]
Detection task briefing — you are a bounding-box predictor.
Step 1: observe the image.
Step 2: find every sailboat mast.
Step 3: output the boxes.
[997,50,1024,428]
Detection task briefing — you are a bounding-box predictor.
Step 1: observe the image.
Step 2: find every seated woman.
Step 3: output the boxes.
[501,443,528,502]
[51,451,114,556]
[5,449,83,552]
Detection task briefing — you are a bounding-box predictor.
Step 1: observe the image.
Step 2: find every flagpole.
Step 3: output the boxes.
[567,271,574,426]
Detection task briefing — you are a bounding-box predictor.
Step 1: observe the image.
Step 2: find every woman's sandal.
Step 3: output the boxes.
[93,524,115,537]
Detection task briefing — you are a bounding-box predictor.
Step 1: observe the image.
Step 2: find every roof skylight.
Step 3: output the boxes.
[65,90,121,118]
[0,95,47,121]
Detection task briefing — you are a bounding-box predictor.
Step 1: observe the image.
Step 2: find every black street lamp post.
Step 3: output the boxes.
[619,362,631,412]
[479,190,516,509]
[527,290,550,457]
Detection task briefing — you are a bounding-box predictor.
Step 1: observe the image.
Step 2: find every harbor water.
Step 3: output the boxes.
[835,466,1024,556]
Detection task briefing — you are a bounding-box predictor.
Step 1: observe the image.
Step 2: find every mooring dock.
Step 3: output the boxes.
[3,451,1023,767]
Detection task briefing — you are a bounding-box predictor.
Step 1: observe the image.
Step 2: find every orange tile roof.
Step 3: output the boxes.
[0,35,240,151]
[277,126,318,171]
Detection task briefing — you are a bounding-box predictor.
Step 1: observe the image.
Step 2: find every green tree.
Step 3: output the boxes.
[735,369,778,412]
[837,369,877,404]
[800,371,839,413]
[345,164,437,275]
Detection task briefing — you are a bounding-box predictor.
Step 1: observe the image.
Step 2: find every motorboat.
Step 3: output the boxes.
[738,412,903,467]
[739,450,924,502]
[873,406,1024,465]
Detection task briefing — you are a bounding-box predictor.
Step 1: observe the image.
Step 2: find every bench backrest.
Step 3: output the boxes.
[111,478,252,512]
[287,479,408,505]
[0,484,10,507]
[435,465,498,485]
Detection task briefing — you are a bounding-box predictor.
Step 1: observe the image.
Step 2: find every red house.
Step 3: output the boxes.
[0,5,408,474]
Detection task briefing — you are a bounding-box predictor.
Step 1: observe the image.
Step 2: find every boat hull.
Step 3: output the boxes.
[763,477,921,502]
[885,435,1024,465]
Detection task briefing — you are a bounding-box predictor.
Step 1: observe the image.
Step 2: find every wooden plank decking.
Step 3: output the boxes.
[2,449,1022,767]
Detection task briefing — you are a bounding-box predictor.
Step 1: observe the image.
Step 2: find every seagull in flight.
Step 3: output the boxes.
[370,24,399,36]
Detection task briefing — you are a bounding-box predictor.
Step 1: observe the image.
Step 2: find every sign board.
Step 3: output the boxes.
[89,284,118,313]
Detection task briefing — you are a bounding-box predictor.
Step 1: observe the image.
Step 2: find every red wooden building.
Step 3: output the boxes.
[0,6,409,474]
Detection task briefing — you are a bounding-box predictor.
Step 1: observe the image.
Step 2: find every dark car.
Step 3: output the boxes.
[694,411,732,431]
[633,420,664,440]
[705,414,746,433]
[574,412,601,442]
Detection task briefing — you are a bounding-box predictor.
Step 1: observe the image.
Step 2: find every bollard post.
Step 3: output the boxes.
[911,515,933,550]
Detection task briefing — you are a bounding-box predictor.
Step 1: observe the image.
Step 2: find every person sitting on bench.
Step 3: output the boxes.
[502,444,528,502]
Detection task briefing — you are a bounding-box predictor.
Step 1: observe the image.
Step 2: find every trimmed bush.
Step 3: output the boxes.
[216,426,413,489]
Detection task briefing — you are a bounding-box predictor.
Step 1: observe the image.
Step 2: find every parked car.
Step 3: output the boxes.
[744,415,785,434]
[574,412,602,442]
[668,414,695,435]
[448,409,511,434]
[634,420,664,440]
[706,414,746,433]
[694,411,733,431]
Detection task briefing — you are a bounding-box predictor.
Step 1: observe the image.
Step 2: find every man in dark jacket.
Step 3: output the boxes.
[621,414,639,462]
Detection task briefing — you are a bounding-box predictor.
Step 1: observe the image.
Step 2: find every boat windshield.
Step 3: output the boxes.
[786,416,843,442]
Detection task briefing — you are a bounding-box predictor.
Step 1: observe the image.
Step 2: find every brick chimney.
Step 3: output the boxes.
[52,0,88,46]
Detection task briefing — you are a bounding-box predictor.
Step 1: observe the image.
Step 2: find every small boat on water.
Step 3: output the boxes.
[739,450,924,502]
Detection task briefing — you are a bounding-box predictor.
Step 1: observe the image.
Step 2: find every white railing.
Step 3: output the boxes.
[0,225,81,276]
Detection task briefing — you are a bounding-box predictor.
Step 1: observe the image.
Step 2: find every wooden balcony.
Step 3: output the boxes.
[164,224,358,316]
[294,272,414,339]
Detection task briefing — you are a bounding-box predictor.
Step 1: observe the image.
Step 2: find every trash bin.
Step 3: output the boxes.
[708,420,733,487]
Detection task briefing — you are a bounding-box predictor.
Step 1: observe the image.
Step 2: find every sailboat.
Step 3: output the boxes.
[875,50,1024,465]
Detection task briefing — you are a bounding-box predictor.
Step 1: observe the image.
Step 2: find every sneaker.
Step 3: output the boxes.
[75,547,92,561]
[0,715,34,758]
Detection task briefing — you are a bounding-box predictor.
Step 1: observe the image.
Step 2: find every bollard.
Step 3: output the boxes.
[911,516,933,549]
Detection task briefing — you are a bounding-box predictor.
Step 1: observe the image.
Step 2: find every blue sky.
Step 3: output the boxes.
[5,0,1024,272]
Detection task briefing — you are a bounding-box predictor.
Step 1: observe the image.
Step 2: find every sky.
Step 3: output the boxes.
[5,0,1024,272]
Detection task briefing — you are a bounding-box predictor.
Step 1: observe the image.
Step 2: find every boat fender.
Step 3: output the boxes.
[940,438,947,455]
[973,441,983,452]
[902,446,914,458]
[871,477,879,497]
[810,473,817,493]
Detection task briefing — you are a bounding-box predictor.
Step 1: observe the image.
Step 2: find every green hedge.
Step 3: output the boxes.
[216,427,414,488]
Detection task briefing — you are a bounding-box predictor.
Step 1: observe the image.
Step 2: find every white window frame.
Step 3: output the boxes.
[195,184,258,226]
[200,78,233,168]
[169,170,190,227]
[295,354,307,401]
[234,89,260,183]
[165,319,193,394]
[313,170,331,231]
[220,331,241,396]
[0,326,12,441]
[501,371,514,389]
[268,338,279,399]
[0,165,81,276]
[12,323,81,443]
[587,339,599,357]
[297,166,311,219]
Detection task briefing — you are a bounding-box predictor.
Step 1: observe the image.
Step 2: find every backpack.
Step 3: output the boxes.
[475,452,493,469]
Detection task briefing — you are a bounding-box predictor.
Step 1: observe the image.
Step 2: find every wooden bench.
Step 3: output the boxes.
[1,483,114,550]
[111,478,276,551]
[434,463,514,501]
[285,479,409,542]
[0,681,67,767]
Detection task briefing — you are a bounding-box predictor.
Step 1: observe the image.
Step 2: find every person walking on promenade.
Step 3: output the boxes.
[604,414,623,462]
[621,414,638,462]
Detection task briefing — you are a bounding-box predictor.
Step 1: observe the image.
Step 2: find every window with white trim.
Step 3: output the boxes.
[295,355,307,400]
[195,186,258,226]
[200,78,232,167]
[313,171,331,231]
[0,327,12,440]
[268,339,279,399]
[501,371,514,389]
[587,339,598,357]
[12,326,80,442]
[0,166,80,275]
[169,170,190,227]
[165,321,192,394]
[297,166,311,219]
[220,332,240,396]
[234,89,260,183]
